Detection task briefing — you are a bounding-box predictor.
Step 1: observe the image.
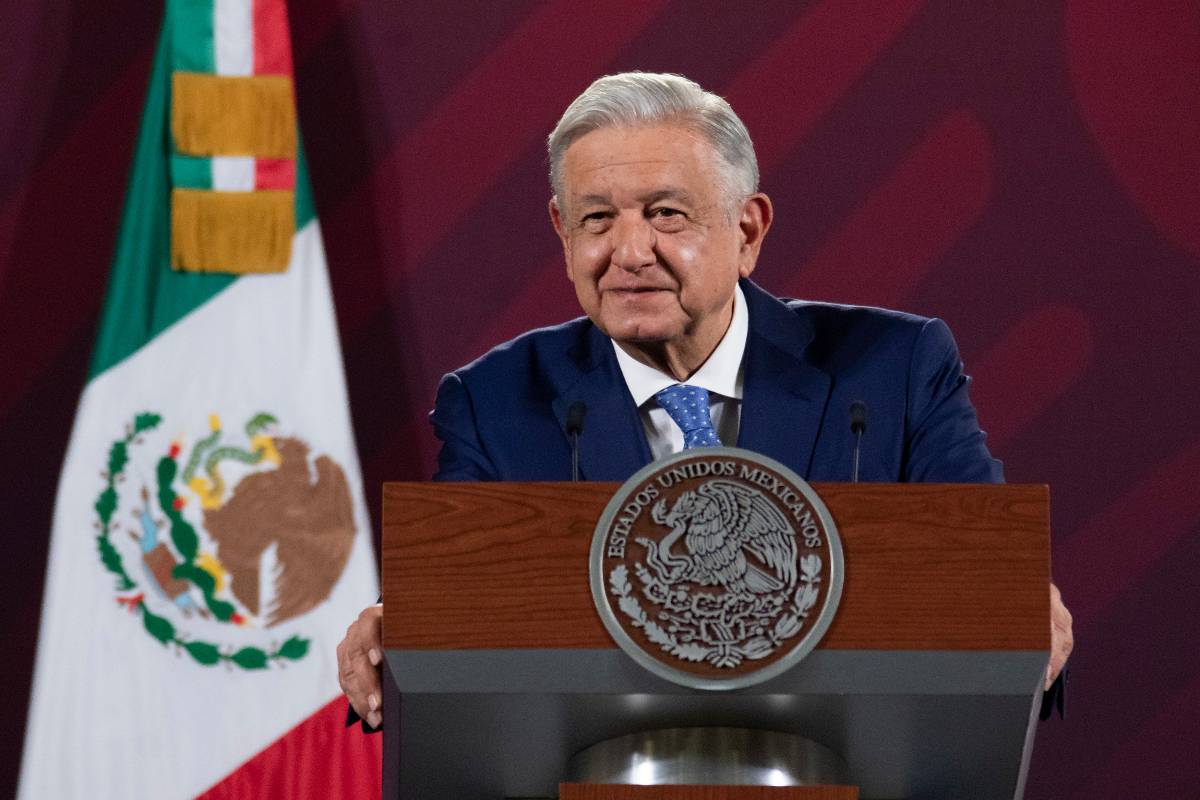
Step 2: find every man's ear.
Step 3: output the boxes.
[737,193,773,279]
[549,197,573,278]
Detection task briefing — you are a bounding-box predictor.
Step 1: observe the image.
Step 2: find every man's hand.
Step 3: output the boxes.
[1047,583,1073,689]
[337,603,383,728]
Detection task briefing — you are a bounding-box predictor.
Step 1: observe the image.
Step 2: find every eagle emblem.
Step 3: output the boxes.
[642,480,798,596]
[92,411,356,670]
[592,449,842,689]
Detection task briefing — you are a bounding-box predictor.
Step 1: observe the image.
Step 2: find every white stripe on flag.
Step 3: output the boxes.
[212,156,256,190]
[215,0,253,76]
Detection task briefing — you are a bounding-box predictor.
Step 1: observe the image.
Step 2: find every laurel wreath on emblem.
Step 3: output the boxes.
[93,413,309,670]
[609,554,823,669]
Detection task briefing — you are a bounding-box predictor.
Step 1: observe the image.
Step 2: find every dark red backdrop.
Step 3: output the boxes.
[2,1,1197,796]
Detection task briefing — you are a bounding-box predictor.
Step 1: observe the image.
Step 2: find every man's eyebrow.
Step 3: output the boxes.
[572,188,696,205]
[640,188,696,205]
[572,194,613,208]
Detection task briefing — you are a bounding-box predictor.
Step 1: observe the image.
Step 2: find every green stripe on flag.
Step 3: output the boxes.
[170,0,215,74]
[295,136,315,229]
[170,155,212,189]
[91,8,317,379]
[90,21,234,379]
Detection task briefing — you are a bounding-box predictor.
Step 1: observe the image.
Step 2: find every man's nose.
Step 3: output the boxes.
[611,215,655,272]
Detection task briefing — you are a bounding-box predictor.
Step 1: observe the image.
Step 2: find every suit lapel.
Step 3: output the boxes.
[548,282,829,481]
[736,280,832,478]
[552,326,653,481]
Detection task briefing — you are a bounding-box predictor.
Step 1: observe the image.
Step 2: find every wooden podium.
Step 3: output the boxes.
[381,482,1050,799]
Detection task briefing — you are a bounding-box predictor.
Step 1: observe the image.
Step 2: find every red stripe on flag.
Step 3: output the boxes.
[725,0,926,172]
[782,110,992,306]
[197,696,381,799]
[970,306,1093,452]
[254,0,293,76]
[255,158,296,191]
[1054,437,1200,627]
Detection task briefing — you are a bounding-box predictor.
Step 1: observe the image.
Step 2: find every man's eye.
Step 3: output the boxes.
[650,208,687,228]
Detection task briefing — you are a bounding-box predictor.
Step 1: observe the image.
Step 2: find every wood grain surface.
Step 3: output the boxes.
[558,784,859,800]
[381,482,1049,651]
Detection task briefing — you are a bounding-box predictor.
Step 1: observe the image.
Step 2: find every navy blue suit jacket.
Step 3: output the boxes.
[430,279,1003,484]
[352,281,1069,735]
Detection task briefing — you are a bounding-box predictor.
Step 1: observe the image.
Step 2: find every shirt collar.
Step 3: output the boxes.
[612,283,748,407]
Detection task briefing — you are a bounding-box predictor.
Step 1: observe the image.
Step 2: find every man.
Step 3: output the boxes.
[337,72,1072,731]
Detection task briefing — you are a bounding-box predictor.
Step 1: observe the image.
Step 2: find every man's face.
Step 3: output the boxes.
[550,125,770,371]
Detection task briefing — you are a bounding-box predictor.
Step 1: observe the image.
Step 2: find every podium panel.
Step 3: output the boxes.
[382,482,1050,799]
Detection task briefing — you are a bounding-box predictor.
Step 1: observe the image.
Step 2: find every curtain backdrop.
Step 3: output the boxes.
[2,2,1197,797]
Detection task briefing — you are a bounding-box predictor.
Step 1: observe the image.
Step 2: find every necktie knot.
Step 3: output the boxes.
[655,384,721,449]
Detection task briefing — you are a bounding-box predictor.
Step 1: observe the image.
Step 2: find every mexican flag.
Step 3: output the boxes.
[18,1,380,797]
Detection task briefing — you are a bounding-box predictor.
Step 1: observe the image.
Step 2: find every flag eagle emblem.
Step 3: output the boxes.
[94,411,355,670]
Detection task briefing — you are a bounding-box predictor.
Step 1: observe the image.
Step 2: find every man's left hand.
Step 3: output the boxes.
[1047,582,1073,689]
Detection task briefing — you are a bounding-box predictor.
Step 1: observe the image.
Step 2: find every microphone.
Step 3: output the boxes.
[849,401,868,483]
[566,401,588,482]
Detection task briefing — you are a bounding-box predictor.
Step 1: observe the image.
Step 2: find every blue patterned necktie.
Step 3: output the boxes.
[655,384,721,449]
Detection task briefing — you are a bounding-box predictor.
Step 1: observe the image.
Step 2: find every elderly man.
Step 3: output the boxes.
[337,72,1072,731]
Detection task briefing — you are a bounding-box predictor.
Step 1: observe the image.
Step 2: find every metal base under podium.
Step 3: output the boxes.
[565,727,850,786]
[386,648,1044,799]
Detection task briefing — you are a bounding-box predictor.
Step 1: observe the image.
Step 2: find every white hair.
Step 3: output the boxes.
[547,71,759,209]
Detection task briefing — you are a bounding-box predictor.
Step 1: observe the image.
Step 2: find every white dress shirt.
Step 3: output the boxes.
[612,284,748,460]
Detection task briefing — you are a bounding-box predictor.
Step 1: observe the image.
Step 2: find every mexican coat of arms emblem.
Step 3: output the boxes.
[590,448,844,690]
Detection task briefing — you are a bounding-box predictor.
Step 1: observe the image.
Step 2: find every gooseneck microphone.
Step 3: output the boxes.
[849,401,868,483]
[566,401,588,482]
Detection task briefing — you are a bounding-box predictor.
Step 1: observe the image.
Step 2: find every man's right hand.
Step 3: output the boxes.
[337,603,383,728]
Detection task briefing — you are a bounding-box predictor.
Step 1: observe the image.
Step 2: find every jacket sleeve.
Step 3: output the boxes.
[901,320,1072,717]
[1040,670,1068,720]
[429,371,501,482]
[902,318,1004,483]
[345,702,380,733]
